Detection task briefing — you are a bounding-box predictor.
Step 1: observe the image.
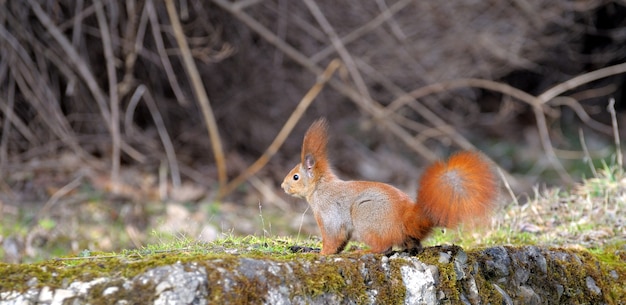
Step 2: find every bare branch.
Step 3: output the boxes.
[218,59,342,199]
[95,0,121,188]
[165,0,227,189]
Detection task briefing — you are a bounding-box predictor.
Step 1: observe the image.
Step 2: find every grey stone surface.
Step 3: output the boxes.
[0,246,622,304]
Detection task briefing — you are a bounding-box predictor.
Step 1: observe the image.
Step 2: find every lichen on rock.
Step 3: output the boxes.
[0,245,623,304]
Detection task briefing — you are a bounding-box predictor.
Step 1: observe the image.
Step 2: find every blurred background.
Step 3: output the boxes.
[0,0,625,262]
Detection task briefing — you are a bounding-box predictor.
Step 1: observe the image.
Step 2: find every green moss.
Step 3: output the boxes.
[0,251,227,292]
[588,241,626,266]
[414,246,457,302]
[376,256,406,303]
[414,245,625,304]
[472,245,625,304]
[567,247,625,304]
[0,247,399,303]
[2,241,624,304]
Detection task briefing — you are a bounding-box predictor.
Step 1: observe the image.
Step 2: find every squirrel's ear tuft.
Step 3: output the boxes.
[301,118,329,161]
[300,117,331,176]
[304,153,316,178]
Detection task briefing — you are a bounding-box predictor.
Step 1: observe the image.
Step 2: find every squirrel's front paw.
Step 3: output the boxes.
[289,245,321,253]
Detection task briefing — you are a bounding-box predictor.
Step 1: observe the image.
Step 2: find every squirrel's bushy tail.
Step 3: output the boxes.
[417,151,498,228]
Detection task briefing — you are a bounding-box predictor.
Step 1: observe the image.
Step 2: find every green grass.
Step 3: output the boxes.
[1,146,624,263]
[421,158,624,250]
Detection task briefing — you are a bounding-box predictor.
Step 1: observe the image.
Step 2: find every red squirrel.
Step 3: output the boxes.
[281,118,498,255]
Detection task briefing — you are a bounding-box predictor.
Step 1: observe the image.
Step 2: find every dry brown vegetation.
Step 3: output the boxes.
[0,0,625,262]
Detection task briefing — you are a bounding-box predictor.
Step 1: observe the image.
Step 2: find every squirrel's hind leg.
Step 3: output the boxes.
[319,232,349,255]
[320,240,348,255]
[402,236,423,255]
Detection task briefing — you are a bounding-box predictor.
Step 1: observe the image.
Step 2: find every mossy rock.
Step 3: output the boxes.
[0,245,623,304]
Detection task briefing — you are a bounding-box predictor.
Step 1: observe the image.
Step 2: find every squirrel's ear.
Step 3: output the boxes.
[304,153,315,178]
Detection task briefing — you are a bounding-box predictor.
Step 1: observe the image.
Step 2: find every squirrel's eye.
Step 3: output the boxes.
[293,174,299,181]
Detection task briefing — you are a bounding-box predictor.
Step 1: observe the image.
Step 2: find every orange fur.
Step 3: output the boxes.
[417,151,498,229]
[301,119,331,175]
[281,118,498,255]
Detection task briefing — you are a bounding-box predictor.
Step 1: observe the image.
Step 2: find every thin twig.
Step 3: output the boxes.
[26,1,143,167]
[538,62,626,103]
[142,87,182,189]
[375,0,407,40]
[386,78,573,183]
[232,0,264,10]
[380,65,626,183]
[212,0,439,162]
[0,86,37,145]
[64,0,84,96]
[309,0,413,63]
[0,78,15,175]
[0,19,74,146]
[2,27,98,168]
[118,0,142,98]
[165,0,227,189]
[531,100,572,183]
[578,128,598,178]
[607,98,623,170]
[125,84,181,190]
[39,174,85,219]
[218,59,342,199]
[303,0,371,101]
[273,0,288,65]
[249,175,291,212]
[356,57,471,152]
[212,0,321,74]
[550,96,612,135]
[263,1,326,42]
[95,0,121,189]
[146,0,189,106]
[296,205,311,244]
[27,0,112,125]
[497,166,519,206]
[57,1,96,31]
